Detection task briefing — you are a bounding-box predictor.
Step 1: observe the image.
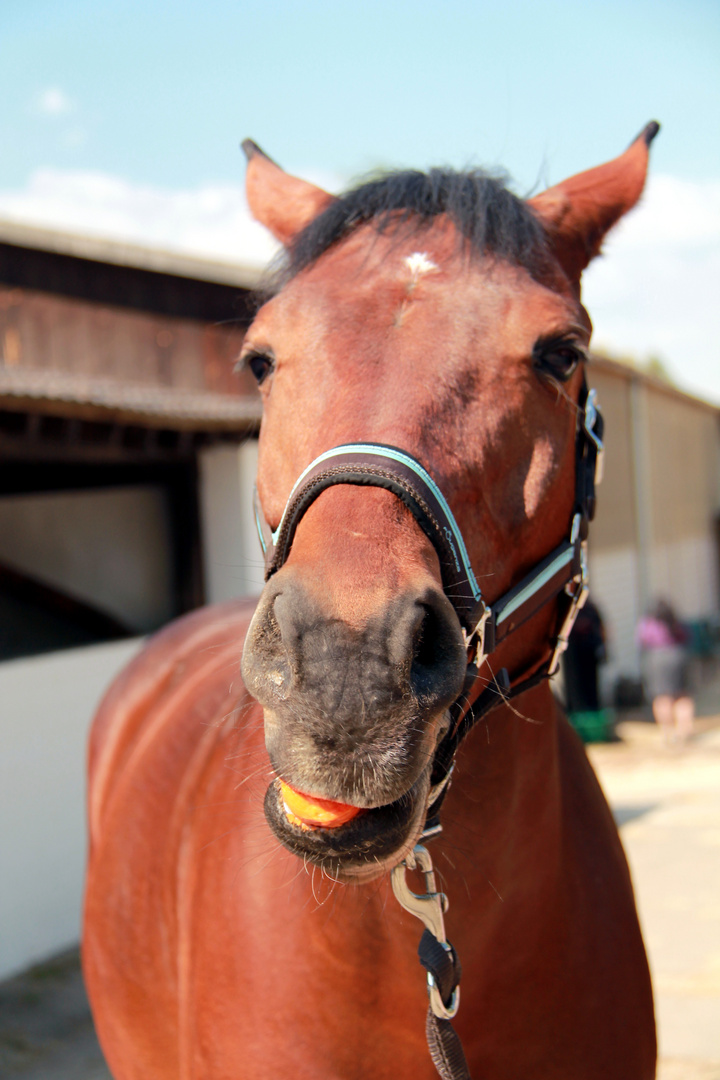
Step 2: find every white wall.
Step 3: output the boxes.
[199,439,263,603]
[0,486,174,632]
[0,638,142,979]
[589,545,643,702]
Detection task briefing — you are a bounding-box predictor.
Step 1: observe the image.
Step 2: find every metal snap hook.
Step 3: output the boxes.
[391,844,449,943]
[391,845,460,1020]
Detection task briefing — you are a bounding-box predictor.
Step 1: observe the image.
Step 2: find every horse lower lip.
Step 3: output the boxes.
[264,772,429,878]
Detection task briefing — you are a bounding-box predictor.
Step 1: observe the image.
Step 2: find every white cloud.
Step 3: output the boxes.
[0,167,717,405]
[582,174,720,405]
[0,168,280,269]
[34,88,74,117]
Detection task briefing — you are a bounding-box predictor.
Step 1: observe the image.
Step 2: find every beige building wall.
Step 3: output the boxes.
[198,439,263,603]
[0,485,175,632]
[585,359,720,701]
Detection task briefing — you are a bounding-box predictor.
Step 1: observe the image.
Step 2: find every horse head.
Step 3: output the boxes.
[241,125,657,882]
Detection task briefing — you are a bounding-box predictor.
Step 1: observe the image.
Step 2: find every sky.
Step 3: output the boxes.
[1,0,719,401]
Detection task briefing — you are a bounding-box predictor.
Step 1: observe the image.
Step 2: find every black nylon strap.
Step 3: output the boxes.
[490,539,580,648]
[575,381,603,531]
[418,928,462,1006]
[425,1012,473,1080]
[418,930,472,1079]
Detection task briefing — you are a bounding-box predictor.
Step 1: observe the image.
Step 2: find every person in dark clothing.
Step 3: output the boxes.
[564,597,606,713]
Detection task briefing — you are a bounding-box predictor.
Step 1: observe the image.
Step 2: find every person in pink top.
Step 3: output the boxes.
[637,599,694,744]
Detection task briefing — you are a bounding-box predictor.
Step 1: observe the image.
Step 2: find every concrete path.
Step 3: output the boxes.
[2,704,719,1078]
[589,711,720,1080]
[0,950,110,1079]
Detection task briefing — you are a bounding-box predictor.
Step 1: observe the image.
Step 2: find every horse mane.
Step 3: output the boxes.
[285,168,553,281]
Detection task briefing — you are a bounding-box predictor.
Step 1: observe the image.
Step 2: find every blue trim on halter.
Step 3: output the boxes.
[255,503,268,555]
[267,443,482,602]
[494,546,576,625]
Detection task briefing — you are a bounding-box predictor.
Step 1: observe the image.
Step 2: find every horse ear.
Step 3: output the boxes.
[529,122,659,282]
[242,140,334,246]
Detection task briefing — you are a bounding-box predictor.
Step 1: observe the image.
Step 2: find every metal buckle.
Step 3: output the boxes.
[425,764,454,814]
[583,388,605,486]
[548,513,589,676]
[391,845,460,1020]
[462,600,492,668]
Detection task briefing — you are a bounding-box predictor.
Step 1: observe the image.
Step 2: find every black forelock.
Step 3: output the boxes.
[283,168,553,281]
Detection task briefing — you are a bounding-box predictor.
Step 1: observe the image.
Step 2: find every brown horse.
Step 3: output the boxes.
[83,126,658,1079]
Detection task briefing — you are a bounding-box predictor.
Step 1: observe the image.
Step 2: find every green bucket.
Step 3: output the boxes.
[568,709,613,744]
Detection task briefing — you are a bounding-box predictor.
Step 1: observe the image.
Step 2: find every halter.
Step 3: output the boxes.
[253,378,604,1080]
[254,377,604,809]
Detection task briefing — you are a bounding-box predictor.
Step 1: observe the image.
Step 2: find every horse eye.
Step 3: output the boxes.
[246,352,275,385]
[534,343,581,383]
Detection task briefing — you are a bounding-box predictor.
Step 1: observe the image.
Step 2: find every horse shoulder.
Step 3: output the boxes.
[83,597,262,1080]
[87,598,259,842]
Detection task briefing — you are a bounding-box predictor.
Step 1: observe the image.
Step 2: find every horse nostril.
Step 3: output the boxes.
[410,599,466,707]
[413,608,441,670]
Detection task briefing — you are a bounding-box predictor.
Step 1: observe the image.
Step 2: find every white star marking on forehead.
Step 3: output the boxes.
[394,252,440,327]
[404,252,439,280]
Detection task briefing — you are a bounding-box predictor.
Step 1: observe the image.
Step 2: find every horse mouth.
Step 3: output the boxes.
[263,769,431,883]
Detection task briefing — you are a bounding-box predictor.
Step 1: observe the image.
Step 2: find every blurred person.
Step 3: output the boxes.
[564,595,606,713]
[636,599,694,744]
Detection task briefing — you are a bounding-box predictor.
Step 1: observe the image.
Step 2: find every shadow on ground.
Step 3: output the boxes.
[0,949,111,1079]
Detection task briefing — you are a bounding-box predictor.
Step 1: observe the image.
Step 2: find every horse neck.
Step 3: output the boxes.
[444,680,567,900]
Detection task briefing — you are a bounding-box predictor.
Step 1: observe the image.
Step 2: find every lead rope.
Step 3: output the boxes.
[391,845,472,1080]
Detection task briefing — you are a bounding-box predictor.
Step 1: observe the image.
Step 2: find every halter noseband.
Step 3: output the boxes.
[254,380,604,824]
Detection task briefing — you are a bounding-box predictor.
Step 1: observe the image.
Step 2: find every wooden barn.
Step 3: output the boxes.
[0,219,262,977]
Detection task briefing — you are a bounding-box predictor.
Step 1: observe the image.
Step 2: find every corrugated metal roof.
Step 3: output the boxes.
[0,368,261,431]
[0,217,267,291]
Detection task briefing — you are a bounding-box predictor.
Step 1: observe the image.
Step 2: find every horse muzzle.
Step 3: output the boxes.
[241,569,466,879]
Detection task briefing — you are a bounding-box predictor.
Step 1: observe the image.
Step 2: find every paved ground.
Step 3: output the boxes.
[588,701,720,1080]
[0,951,110,1079]
[2,684,720,1078]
